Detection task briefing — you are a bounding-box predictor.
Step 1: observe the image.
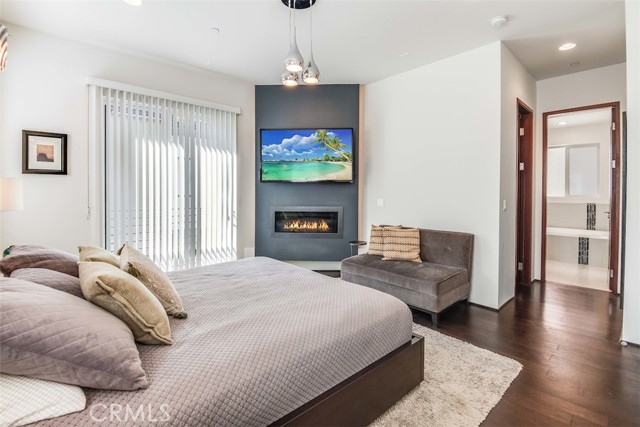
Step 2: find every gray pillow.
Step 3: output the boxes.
[10,268,84,299]
[0,245,79,277]
[0,278,148,390]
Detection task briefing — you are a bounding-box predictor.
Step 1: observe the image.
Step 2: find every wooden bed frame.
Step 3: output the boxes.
[271,333,424,426]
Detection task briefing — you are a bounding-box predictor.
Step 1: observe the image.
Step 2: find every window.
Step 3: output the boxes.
[547,146,566,197]
[547,144,599,198]
[91,84,238,271]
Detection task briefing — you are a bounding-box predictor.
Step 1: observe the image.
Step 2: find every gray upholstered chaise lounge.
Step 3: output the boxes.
[341,228,474,326]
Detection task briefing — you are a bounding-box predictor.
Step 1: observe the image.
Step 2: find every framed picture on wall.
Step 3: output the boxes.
[22,130,67,175]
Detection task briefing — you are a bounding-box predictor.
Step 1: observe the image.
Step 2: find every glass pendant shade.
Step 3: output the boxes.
[302,0,319,84]
[284,34,304,73]
[303,55,320,84]
[0,24,8,71]
[281,69,299,86]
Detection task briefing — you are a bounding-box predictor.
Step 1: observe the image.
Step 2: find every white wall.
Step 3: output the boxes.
[0,25,255,257]
[498,44,536,307]
[534,63,626,280]
[362,42,502,308]
[622,0,640,345]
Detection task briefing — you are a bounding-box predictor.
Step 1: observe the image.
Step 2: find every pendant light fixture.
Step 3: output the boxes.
[284,0,304,73]
[281,0,320,86]
[281,69,299,86]
[302,1,320,84]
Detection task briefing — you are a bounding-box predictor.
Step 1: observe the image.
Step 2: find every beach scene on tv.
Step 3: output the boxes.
[261,128,353,182]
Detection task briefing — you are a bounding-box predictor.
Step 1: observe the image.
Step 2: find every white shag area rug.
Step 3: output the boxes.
[372,323,522,427]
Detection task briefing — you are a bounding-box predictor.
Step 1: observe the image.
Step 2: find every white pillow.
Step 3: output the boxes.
[0,374,86,426]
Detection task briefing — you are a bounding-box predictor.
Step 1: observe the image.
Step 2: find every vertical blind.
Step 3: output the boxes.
[97,86,238,271]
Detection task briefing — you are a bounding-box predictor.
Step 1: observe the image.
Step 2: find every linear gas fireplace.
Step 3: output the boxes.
[271,206,343,239]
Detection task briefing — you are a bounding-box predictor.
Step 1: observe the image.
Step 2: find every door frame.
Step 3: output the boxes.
[541,101,621,294]
[516,98,534,284]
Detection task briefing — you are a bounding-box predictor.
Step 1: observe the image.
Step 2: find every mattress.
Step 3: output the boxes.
[35,257,412,426]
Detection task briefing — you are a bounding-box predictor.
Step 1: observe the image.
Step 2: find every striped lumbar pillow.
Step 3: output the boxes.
[382,227,422,262]
[368,225,401,256]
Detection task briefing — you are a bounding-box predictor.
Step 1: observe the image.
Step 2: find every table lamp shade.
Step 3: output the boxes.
[0,178,24,211]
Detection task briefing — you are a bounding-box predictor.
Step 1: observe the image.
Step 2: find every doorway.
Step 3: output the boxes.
[542,102,620,293]
[516,99,534,285]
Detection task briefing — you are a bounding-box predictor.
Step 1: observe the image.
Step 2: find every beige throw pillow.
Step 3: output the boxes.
[119,244,187,318]
[368,225,401,256]
[78,245,119,267]
[79,261,173,345]
[382,228,422,263]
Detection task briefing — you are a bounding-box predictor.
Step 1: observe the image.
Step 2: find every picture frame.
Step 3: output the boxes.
[22,130,68,175]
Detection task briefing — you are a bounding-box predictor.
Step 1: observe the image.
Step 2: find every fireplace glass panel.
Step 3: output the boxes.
[275,211,339,234]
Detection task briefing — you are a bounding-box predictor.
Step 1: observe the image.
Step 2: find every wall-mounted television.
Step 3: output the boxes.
[260,128,354,183]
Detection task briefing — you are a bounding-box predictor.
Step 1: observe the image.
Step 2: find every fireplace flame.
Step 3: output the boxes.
[283,219,331,232]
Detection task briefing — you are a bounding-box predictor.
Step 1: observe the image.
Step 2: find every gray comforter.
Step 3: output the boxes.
[36,257,412,426]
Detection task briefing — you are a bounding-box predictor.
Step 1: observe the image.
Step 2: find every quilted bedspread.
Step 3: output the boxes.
[35,257,412,426]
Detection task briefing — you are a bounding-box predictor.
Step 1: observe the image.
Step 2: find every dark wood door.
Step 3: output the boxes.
[516,99,533,285]
[608,106,621,294]
[541,102,621,294]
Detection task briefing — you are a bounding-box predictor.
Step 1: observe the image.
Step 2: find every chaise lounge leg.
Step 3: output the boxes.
[464,298,470,306]
[430,312,439,328]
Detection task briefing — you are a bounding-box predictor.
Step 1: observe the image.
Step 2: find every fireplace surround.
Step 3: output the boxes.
[255,84,359,261]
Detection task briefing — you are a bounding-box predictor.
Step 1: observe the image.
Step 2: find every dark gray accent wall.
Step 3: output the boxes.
[255,84,359,261]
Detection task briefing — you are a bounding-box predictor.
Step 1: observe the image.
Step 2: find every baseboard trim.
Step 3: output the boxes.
[469,295,515,312]
[499,296,515,310]
[469,302,499,312]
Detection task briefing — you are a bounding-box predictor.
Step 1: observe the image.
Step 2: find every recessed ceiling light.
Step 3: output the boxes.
[558,121,568,125]
[490,16,508,28]
[399,52,410,57]
[558,43,576,51]
[123,0,142,5]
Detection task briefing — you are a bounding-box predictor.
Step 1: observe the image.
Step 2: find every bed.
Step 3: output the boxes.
[31,257,423,426]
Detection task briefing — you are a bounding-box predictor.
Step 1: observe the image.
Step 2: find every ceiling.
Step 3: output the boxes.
[0,0,626,85]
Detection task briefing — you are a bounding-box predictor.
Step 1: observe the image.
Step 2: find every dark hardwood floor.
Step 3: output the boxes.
[412,281,640,427]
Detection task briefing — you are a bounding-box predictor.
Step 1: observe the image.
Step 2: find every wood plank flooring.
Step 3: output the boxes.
[411,281,640,427]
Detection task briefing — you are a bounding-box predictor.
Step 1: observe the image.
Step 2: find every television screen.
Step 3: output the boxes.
[260,128,354,183]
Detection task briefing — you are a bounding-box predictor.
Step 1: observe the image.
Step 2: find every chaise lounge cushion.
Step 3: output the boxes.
[342,254,467,297]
